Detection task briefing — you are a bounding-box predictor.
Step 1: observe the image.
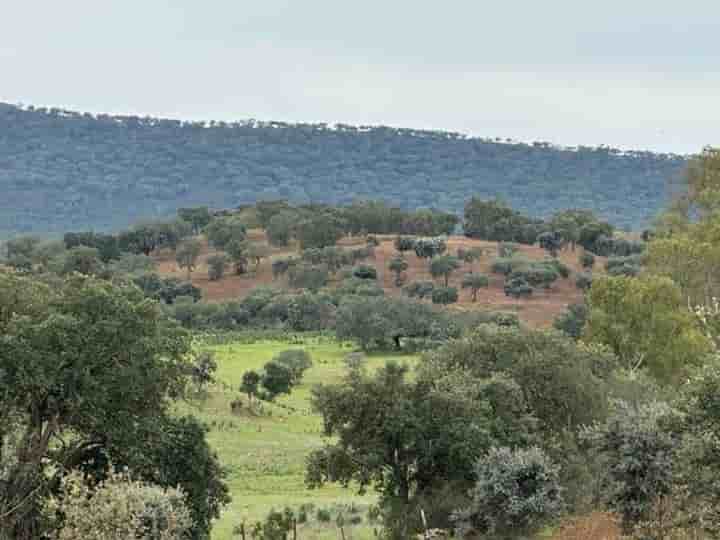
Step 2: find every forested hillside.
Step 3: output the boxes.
[0,103,686,235]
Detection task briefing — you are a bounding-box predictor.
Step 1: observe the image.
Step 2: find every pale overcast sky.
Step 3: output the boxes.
[1,0,718,153]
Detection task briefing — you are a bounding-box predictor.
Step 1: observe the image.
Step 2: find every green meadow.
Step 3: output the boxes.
[181,337,417,540]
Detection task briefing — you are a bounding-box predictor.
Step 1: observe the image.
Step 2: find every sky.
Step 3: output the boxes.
[1,0,718,154]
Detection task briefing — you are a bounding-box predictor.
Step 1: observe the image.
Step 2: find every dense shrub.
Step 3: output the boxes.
[580,251,596,269]
[452,447,564,539]
[288,264,328,290]
[553,303,588,339]
[404,280,435,300]
[273,350,313,384]
[352,264,378,280]
[207,253,228,281]
[46,469,193,540]
[432,286,459,305]
[504,276,533,298]
[576,271,593,290]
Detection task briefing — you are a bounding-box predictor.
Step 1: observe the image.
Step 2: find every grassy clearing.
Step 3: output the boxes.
[180,337,417,540]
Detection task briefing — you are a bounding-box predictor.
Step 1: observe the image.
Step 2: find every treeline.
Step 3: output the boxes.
[0,102,685,236]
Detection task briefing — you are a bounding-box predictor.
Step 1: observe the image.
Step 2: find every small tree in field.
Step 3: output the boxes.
[388,256,409,286]
[430,255,461,286]
[226,239,249,275]
[207,253,228,281]
[247,242,270,273]
[176,239,202,279]
[461,273,489,302]
[459,246,483,271]
[538,232,563,258]
[241,370,261,403]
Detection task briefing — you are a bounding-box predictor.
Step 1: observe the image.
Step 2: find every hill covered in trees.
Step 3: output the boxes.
[0,102,686,236]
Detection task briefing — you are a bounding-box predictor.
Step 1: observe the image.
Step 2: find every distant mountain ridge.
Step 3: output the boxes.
[0,103,686,236]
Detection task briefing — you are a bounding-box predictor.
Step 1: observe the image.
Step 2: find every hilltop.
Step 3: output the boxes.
[0,103,686,236]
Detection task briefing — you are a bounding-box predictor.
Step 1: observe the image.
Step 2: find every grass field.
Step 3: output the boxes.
[182,337,418,540]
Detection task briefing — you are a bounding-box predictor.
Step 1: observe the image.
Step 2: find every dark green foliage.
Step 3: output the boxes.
[553,303,588,339]
[497,242,519,258]
[538,231,563,257]
[461,273,490,302]
[432,286,459,305]
[578,221,616,251]
[352,264,378,280]
[388,256,409,286]
[593,235,645,257]
[429,255,461,286]
[241,370,261,401]
[414,237,447,259]
[177,206,212,234]
[107,414,231,540]
[0,272,228,540]
[190,351,218,389]
[250,508,295,540]
[287,292,335,331]
[260,361,294,400]
[63,231,121,262]
[271,257,297,279]
[0,104,683,237]
[296,214,344,249]
[133,273,202,304]
[452,447,564,539]
[509,265,558,289]
[394,236,416,254]
[580,251,596,269]
[464,198,545,244]
[335,296,439,350]
[107,253,157,276]
[266,211,297,246]
[61,246,104,276]
[606,254,643,277]
[176,238,202,278]
[207,253,228,281]
[256,200,293,229]
[273,350,313,384]
[581,401,679,533]
[206,216,247,251]
[306,362,512,536]
[403,280,435,300]
[504,276,533,298]
[490,256,530,276]
[288,264,328,290]
[576,271,593,290]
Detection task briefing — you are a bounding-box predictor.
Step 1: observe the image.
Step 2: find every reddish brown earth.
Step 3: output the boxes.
[157,231,604,328]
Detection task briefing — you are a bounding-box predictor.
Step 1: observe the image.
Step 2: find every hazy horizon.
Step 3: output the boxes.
[2,0,718,154]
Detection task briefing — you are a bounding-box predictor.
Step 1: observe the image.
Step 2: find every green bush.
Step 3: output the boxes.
[452,447,564,538]
[580,251,595,269]
[575,271,593,290]
[207,253,228,281]
[352,264,378,280]
[404,280,435,300]
[432,286,459,305]
[272,349,313,384]
[504,276,533,298]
